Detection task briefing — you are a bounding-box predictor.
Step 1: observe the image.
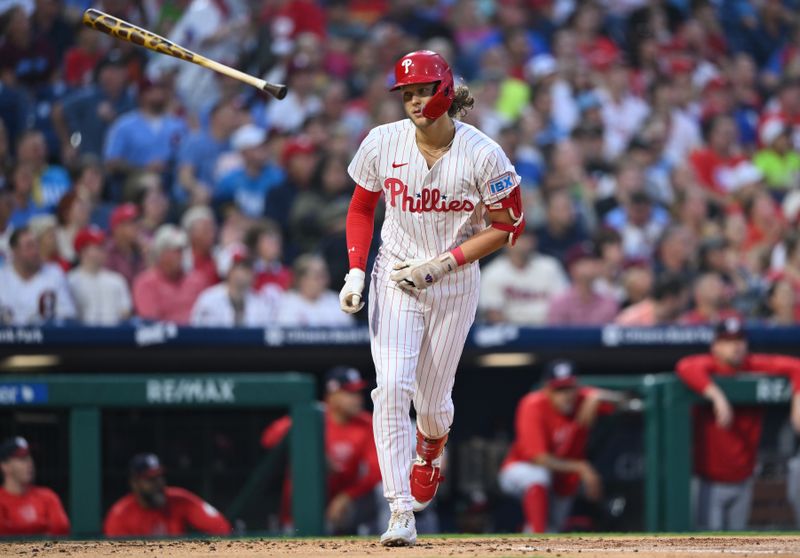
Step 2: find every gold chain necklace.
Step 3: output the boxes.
[417,131,455,159]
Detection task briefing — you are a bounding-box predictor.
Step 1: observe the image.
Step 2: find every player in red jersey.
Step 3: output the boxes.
[0,437,70,536]
[498,361,634,533]
[103,453,231,537]
[676,317,800,530]
[261,366,381,534]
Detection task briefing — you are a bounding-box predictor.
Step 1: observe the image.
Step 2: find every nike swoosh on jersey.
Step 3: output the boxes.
[392,162,409,168]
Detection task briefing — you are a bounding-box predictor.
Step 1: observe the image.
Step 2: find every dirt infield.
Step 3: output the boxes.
[5,535,800,558]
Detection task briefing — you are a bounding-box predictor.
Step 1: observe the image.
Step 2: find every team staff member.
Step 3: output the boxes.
[498,361,631,533]
[261,366,381,534]
[338,50,525,546]
[104,453,231,537]
[0,437,70,536]
[676,318,800,531]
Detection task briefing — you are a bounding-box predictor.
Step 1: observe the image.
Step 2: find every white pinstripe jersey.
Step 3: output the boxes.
[348,119,521,262]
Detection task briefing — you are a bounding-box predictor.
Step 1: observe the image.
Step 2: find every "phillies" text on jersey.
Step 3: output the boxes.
[383,178,475,213]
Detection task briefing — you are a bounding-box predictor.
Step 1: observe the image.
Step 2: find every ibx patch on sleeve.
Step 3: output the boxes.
[488,172,515,195]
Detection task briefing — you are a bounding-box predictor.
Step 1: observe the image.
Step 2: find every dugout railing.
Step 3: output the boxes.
[0,373,325,536]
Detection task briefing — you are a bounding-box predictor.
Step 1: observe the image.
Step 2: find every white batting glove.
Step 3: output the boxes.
[339,269,366,313]
[390,253,458,291]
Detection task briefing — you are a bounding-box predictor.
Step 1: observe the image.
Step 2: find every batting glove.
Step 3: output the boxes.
[390,253,458,291]
[339,269,366,313]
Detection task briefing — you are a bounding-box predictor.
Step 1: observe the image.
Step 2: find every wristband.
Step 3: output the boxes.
[450,246,467,266]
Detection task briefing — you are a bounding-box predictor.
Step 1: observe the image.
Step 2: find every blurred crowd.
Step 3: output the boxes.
[2,0,800,327]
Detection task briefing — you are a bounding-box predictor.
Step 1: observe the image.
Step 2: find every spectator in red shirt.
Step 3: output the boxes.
[679,272,741,325]
[689,114,747,202]
[104,453,231,537]
[261,366,381,534]
[676,318,800,530]
[105,203,145,287]
[498,360,633,533]
[181,206,219,286]
[0,437,70,536]
[132,224,208,324]
[244,220,292,292]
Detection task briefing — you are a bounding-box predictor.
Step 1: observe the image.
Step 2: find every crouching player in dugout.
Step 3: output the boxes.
[498,360,636,533]
[676,317,800,531]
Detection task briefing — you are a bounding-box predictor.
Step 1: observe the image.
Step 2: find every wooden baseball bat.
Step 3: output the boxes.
[82,8,288,100]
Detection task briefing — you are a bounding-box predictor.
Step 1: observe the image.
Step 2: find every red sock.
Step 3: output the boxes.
[522,485,548,533]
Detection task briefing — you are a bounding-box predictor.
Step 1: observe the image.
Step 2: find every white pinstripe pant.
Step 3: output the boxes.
[368,255,479,513]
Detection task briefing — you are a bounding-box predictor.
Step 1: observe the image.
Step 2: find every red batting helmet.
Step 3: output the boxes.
[391,50,455,120]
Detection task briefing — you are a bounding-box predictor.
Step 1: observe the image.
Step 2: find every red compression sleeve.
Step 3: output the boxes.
[346,186,381,271]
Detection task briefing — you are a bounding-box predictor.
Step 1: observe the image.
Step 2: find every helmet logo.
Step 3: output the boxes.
[402,59,412,74]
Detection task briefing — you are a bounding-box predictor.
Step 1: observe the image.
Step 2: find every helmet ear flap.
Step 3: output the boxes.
[421,72,455,120]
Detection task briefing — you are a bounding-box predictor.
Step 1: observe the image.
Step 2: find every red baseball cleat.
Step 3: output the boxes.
[410,430,448,512]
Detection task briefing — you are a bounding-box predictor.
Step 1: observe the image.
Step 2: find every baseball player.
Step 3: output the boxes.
[676,317,800,530]
[103,453,231,537]
[338,50,525,546]
[0,437,70,536]
[498,360,629,533]
[261,366,382,534]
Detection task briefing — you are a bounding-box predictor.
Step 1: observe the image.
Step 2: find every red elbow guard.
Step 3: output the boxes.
[489,187,526,245]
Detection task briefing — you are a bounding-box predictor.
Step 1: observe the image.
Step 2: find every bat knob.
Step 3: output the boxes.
[274,85,288,100]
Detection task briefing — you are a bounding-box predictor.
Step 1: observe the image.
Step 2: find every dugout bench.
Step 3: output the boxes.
[0,373,325,536]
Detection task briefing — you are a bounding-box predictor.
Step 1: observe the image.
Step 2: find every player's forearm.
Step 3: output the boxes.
[702,382,726,403]
[533,453,589,475]
[455,227,509,264]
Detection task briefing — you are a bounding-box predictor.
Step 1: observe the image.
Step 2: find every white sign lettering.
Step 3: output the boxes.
[146,379,236,404]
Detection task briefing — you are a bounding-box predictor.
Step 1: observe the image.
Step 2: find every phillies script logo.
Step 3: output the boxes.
[384,178,474,213]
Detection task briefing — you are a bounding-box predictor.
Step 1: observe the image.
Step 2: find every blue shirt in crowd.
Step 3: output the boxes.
[103,110,188,167]
[61,85,136,157]
[214,165,285,218]
[175,131,230,201]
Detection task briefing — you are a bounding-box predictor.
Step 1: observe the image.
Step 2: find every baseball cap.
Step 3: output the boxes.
[231,124,267,152]
[564,241,598,270]
[129,453,165,478]
[281,136,316,166]
[0,437,30,461]
[110,203,139,231]
[216,242,252,276]
[152,224,187,255]
[714,317,746,341]
[74,226,106,254]
[325,366,367,394]
[525,54,558,81]
[543,360,579,390]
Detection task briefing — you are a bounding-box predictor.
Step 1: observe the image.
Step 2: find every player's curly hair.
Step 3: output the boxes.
[448,84,475,119]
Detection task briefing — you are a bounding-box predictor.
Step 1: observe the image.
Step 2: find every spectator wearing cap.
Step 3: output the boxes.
[679,272,742,325]
[53,49,136,163]
[15,130,71,212]
[244,220,292,291]
[105,203,145,287]
[181,205,219,286]
[498,360,634,533]
[103,78,188,184]
[176,99,243,205]
[534,190,589,266]
[753,119,800,192]
[213,124,285,219]
[103,453,231,537]
[132,224,209,324]
[67,226,131,326]
[261,366,381,534]
[0,226,75,325]
[479,231,568,325]
[0,436,70,536]
[190,244,276,327]
[275,254,354,327]
[546,242,619,326]
[615,273,688,326]
[264,136,319,238]
[676,318,800,531]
